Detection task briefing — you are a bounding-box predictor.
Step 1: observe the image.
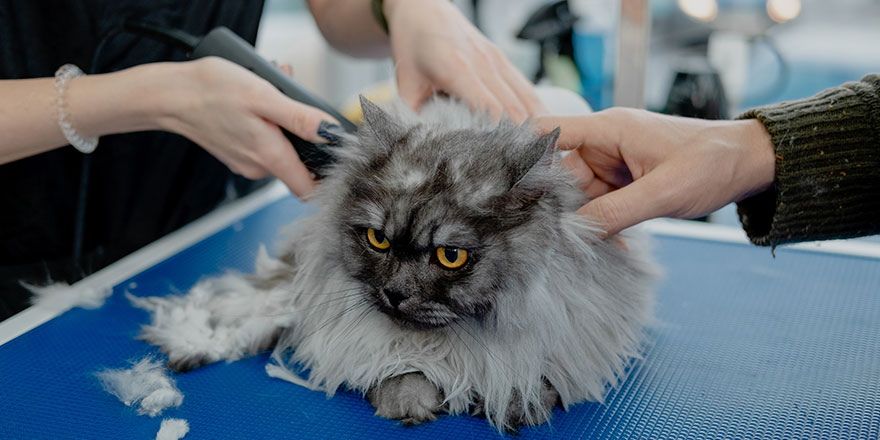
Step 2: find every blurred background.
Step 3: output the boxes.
[256,0,880,232]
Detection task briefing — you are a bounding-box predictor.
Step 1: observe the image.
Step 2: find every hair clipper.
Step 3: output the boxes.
[123,21,356,177]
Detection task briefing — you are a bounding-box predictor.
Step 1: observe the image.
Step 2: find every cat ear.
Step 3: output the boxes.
[359,95,405,145]
[511,127,560,189]
[498,128,560,212]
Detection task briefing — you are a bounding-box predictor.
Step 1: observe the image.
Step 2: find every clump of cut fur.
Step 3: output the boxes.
[128,247,290,372]
[156,418,190,440]
[96,357,183,417]
[135,96,657,431]
[26,282,112,311]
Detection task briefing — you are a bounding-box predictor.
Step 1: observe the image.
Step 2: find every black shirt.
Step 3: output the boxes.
[0,0,265,319]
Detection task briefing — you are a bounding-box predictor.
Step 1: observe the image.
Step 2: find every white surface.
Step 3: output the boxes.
[0,181,290,347]
[537,86,594,114]
[642,218,880,260]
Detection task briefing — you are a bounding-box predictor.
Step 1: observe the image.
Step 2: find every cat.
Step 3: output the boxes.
[131,96,658,431]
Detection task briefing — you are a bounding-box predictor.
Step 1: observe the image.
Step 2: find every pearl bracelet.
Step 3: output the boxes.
[54,64,99,154]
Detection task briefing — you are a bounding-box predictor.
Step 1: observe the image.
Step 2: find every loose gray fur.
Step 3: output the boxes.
[134,96,658,432]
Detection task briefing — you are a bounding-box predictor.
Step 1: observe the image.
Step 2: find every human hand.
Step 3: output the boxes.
[383,0,546,122]
[534,108,777,237]
[153,57,337,198]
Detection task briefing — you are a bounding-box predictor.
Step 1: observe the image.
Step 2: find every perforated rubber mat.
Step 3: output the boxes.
[2,195,879,439]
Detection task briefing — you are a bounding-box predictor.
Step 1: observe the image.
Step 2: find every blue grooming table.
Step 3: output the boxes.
[2,182,879,439]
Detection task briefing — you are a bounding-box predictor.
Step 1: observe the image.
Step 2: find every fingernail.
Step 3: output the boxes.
[317,121,343,145]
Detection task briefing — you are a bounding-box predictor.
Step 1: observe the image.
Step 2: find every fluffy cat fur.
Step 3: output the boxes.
[133,96,658,431]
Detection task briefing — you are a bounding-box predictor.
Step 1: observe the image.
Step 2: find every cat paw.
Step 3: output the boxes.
[367,372,444,425]
[504,379,560,430]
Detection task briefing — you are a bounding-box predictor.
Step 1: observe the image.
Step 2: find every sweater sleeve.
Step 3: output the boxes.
[735,74,880,246]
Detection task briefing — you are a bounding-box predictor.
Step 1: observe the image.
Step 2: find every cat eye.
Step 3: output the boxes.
[366,228,391,251]
[436,247,468,269]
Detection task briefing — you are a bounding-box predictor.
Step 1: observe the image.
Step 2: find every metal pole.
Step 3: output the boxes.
[614,0,652,108]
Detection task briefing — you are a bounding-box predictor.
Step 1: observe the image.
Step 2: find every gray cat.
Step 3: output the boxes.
[131,96,657,431]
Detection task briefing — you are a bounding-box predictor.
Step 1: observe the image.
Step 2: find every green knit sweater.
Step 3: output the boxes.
[736,74,880,246]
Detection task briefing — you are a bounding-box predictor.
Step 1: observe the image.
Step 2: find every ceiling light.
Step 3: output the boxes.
[767,0,802,23]
[678,0,719,22]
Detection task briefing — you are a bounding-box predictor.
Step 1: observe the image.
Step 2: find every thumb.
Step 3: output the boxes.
[577,171,671,238]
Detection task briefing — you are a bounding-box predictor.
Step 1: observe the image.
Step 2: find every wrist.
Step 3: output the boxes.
[383,0,454,31]
[66,62,180,138]
[136,62,197,134]
[736,118,777,200]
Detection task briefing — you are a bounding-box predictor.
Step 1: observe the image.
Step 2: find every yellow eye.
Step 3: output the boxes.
[436,247,468,269]
[367,228,390,250]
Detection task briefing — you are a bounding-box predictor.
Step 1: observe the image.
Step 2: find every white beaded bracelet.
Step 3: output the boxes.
[54,64,99,154]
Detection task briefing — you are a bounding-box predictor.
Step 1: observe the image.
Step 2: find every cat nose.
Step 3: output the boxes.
[382,288,407,309]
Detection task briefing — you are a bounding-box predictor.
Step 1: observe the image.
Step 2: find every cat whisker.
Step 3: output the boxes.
[452,320,533,386]
[242,279,359,297]
[448,322,482,365]
[446,323,481,369]
[414,306,458,320]
[295,293,371,342]
[251,292,369,319]
[212,289,366,319]
[447,319,543,414]
[290,292,369,313]
[273,285,362,297]
[259,269,354,285]
[328,300,373,346]
[289,271,353,283]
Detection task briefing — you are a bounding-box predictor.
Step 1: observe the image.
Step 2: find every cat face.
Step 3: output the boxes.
[331,98,562,331]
